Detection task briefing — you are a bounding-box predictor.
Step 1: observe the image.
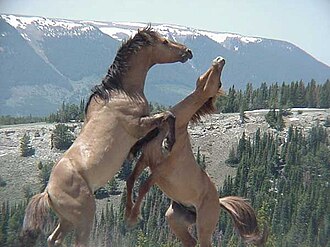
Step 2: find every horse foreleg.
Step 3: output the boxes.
[125,155,147,221]
[165,202,197,247]
[139,111,176,151]
[126,173,156,227]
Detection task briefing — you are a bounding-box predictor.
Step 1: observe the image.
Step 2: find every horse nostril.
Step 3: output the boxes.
[186,49,193,59]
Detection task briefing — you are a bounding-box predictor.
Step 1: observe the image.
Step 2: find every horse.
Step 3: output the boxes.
[125,57,268,247]
[20,26,193,247]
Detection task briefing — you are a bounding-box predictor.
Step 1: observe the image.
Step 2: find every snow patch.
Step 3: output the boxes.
[2,14,92,34]
[241,36,262,43]
[2,14,264,45]
[99,27,136,41]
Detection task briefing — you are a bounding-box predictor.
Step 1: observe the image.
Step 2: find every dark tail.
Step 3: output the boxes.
[19,192,52,247]
[219,196,268,246]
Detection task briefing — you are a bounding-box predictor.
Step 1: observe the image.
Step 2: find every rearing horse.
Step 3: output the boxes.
[125,57,268,247]
[20,26,192,247]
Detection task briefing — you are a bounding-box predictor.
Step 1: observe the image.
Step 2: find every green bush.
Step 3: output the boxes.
[51,124,74,150]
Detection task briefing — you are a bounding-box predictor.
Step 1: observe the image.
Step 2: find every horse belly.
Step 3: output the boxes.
[83,134,136,190]
[157,176,199,205]
[155,160,205,206]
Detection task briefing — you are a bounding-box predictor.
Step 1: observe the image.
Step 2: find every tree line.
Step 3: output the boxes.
[1,79,329,126]
[216,79,330,113]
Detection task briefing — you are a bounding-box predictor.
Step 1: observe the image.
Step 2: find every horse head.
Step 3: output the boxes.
[137,26,193,65]
[196,56,225,98]
[190,56,225,123]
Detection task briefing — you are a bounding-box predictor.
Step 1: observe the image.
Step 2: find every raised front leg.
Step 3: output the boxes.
[126,173,156,227]
[138,111,176,151]
[125,154,147,222]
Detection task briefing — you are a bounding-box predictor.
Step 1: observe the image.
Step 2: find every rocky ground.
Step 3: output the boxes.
[0,108,329,209]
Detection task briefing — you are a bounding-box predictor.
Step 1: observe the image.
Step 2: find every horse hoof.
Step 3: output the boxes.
[162,137,171,156]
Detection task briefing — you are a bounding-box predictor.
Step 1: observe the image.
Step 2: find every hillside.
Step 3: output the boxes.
[1,14,330,115]
[1,108,329,206]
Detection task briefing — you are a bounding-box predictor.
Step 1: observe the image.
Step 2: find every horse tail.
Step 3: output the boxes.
[19,191,52,247]
[219,196,268,246]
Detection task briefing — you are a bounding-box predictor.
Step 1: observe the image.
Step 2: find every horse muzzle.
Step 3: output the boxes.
[212,56,225,67]
[181,48,193,63]
[212,56,226,88]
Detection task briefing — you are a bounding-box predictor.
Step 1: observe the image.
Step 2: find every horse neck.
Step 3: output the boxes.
[171,88,209,129]
[121,53,152,96]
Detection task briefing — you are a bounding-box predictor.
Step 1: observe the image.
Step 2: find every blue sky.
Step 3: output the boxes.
[1,0,330,66]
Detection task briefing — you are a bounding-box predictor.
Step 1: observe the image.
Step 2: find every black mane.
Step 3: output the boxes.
[85,26,159,113]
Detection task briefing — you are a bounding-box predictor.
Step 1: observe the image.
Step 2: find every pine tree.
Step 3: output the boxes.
[108,178,120,195]
[196,146,206,170]
[225,146,239,166]
[51,124,74,150]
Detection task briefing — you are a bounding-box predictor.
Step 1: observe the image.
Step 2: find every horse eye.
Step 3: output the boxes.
[163,39,169,45]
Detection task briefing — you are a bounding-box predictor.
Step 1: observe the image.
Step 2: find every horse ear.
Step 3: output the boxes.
[138,24,151,33]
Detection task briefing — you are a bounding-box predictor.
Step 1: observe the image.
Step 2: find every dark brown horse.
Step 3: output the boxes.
[125,57,268,247]
[20,26,192,247]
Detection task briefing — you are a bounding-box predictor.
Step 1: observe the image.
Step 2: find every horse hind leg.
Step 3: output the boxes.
[196,195,220,247]
[165,202,197,247]
[47,164,96,247]
[72,195,96,247]
[47,219,72,247]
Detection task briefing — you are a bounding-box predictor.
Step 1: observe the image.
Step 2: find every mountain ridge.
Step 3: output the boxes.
[1,14,329,115]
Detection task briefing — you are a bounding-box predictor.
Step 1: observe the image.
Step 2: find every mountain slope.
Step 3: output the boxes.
[1,14,329,115]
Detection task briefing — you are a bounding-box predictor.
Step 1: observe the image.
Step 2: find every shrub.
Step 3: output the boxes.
[324,116,330,127]
[51,124,74,150]
[0,175,6,187]
[39,161,54,191]
[20,133,35,157]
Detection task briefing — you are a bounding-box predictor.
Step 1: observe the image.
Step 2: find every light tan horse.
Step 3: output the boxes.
[125,57,268,247]
[20,26,192,247]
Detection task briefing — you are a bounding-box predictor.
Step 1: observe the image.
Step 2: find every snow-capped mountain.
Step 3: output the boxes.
[1,14,330,115]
